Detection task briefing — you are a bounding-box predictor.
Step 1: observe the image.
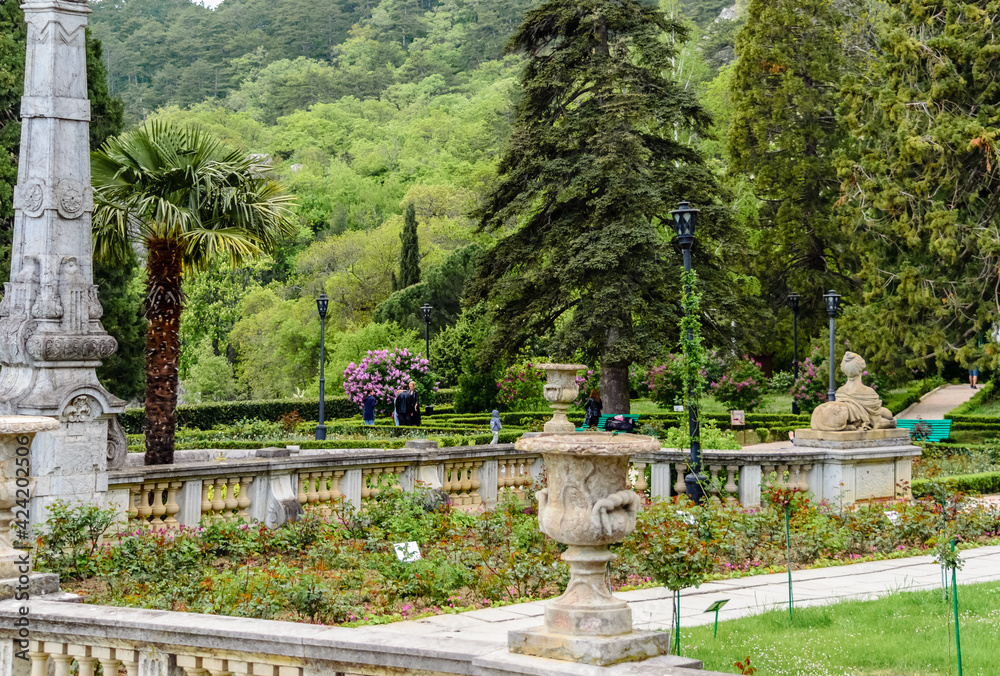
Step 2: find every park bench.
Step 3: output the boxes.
[575,413,641,433]
[896,418,952,443]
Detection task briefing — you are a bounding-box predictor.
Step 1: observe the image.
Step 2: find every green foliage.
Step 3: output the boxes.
[659,420,743,450]
[837,0,1000,376]
[396,202,421,290]
[711,357,766,412]
[495,360,546,411]
[185,338,239,403]
[468,0,753,409]
[94,256,146,402]
[911,471,1000,498]
[728,0,850,330]
[623,498,714,591]
[33,500,117,581]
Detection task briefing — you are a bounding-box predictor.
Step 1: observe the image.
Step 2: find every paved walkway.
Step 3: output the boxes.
[368,545,1000,641]
[899,384,978,419]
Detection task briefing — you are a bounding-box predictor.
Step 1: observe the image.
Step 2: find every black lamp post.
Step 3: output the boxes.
[787,293,801,415]
[420,304,433,364]
[316,292,329,440]
[421,303,433,416]
[823,290,841,403]
[671,200,706,505]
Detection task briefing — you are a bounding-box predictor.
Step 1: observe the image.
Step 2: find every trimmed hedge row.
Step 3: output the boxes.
[911,471,1000,498]
[119,390,458,434]
[945,382,994,419]
[127,439,411,452]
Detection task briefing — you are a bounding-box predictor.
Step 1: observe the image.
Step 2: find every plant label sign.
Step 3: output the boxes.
[673,405,685,412]
[884,510,900,526]
[676,510,696,526]
[394,541,421,562]
[730,410,745,426]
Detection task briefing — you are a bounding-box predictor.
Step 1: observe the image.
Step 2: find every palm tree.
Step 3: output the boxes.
[92,122,297,465]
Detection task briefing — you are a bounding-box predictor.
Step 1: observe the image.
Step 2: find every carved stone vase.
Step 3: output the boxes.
[508,432,669,666]
[0,416,59,578]
[537,363,587,433]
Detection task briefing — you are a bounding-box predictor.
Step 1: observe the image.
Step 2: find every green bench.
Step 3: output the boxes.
[576,413,641,432]
[896,419,952,443]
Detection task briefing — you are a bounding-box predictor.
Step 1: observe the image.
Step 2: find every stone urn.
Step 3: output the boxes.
[537,363,587,433]
[508,432,669,666]
[0,416,60,578]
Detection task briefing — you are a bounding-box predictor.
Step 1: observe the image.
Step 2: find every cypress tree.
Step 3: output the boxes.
[838,0,1000,375]
[728,0,851,321]
[467,0,737,414]
[397,202,421,290]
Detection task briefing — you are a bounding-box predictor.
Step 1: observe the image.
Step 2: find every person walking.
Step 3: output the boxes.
[362,390,377,426]
[584,388,602,428]
[393,388,404,426]
[489,409,502,444]
[970,367,979,389]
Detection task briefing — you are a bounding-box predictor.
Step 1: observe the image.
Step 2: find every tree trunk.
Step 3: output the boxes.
[600,361,630,415]
[144,238,183,466]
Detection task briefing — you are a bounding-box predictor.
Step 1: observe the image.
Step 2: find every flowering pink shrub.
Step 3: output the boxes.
[342,348,438,415]
[648,354,687,407]
[789,351,828,413]
[574,368,599,406]
[496,361,546,409]
[712,357,765,412]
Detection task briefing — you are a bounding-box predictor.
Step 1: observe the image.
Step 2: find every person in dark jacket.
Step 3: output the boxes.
[362,391,377,425]
[584,389,602,428]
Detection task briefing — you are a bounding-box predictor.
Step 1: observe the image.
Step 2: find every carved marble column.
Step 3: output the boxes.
[0,0,126,529]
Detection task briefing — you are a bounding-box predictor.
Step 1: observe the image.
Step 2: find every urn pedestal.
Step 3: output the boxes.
[538,363,587,433]
[507,432,670,666]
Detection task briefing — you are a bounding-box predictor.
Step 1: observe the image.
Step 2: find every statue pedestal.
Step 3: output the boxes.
[792,428,921,504]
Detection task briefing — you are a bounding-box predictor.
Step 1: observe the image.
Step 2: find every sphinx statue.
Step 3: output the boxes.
[811,352,896,432]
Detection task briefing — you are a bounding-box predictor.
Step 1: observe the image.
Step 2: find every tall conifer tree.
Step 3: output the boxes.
[468,0,738,414]
[839,0,1000,374]
[396,202,421,290]
[728,0,851,319]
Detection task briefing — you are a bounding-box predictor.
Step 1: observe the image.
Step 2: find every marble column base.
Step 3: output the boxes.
[508,627,670,666]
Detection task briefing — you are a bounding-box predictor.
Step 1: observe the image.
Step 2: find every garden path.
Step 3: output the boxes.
[368,545,1000,640]
[898,384,976,419]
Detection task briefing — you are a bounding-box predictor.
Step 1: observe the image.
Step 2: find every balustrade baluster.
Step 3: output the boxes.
[361,469,373,500]
[331,470,345,503]
[201,481,214,523]
[459,462,473,505]
[136,482,153,528]
[68,645,96,676]
[800,464,812,492]
[212,478,227,522]
[709,465,721,497]
[317,471,333,516]
[306,471,321,509]
[28,645,48,676]
[297,473,308,506]
[634,462,649,494]
[763,464,776,484]
[470,461,483,506]
[674,463,687,495]
[224,477,240,522]
[725,464,739,502]
[149,482,167,530]
[127,485,140,522]
[777,464,790,489]
[51,653,73,676]
[164,481,182,529]
[238,476,253,520]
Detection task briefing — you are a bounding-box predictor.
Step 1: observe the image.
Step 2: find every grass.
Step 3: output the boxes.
[683,579,1000,675]
[955,397,1000,417]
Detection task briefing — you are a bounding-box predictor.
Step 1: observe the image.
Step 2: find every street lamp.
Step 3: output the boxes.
[316,292,329,440]
[823,290,841,403]
[420,304,433,416]
[787,293,801,415]
[671,200,706,505]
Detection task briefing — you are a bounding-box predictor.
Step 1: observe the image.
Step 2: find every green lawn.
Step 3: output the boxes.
[629,394,796,416]
[683,580,1000,675]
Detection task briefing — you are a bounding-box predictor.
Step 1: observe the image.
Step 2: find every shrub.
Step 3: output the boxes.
[648,354,687,407]
[496,360,546,410]
[912,471,1000,497]
[712,357,766,412]
[33,500,117,580]
[789,353,828,414]
[768,370,794,394]
[342,347,439,416]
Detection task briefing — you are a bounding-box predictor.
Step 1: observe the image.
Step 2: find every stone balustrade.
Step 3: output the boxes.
[108,435,922,532]
[0,599,725,676]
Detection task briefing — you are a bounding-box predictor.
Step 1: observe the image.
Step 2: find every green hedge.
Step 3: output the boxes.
[119,390,458,434]
[127,439,411,452]
[912,471,1000,497]
[945,382,994,419]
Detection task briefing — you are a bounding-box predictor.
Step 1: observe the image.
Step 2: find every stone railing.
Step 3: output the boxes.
[0,599,725,676]
[110,434,922,531]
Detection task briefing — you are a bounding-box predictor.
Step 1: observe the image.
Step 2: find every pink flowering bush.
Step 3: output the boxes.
[573,368,600,406]
[343,348,438,415]
[496,361,546,410]
[712,357,765,412]
[789,350,829,414]
[648,354,687,407]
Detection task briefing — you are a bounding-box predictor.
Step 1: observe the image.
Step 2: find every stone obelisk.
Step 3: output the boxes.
[0,0,127,529]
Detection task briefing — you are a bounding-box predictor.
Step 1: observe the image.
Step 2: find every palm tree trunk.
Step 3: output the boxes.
[144,237,183,465]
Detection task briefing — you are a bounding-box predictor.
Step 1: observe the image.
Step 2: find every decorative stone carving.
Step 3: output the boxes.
[26,335,117,362]
[508,432,669,666]
[106,416,127,470]
[63,395,97,423]
[0,416,60,577]
[87,286,103,320]
[811,352,895,432]
[55,180,89,219]
[538,363,587,433]
[14,182,45,216]
[264,473,304,529]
